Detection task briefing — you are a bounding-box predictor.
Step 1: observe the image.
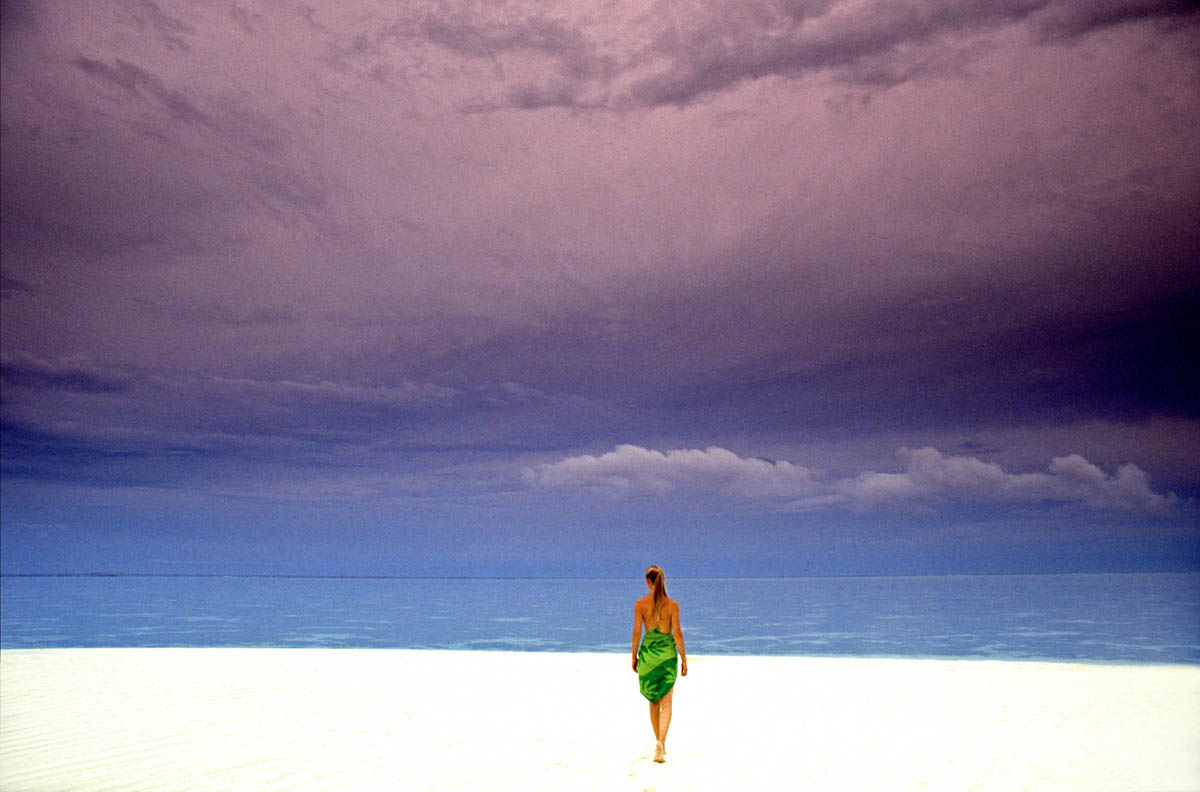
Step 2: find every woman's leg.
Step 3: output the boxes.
[656,689,673,750]
[648,700,661,741]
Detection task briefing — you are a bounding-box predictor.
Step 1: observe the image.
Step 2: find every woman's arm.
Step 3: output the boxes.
[632,602,644,672]
[672,601,688,676]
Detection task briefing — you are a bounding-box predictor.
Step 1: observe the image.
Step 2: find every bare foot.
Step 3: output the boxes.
[653,742,665,763]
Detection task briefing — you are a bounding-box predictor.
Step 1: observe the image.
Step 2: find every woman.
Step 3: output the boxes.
[632,564,688,763]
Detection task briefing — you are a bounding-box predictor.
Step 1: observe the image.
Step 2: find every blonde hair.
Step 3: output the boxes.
[645,565,667,623]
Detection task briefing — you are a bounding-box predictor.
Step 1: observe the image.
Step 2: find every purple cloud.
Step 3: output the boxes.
[1,352,130,394]
[412,0,1200,110]
[1,0,1197,573]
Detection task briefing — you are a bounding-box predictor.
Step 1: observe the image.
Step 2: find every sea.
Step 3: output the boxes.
[1,573,1197,664]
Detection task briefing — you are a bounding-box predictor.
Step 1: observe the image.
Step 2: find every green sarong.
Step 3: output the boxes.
[637,629,677,702]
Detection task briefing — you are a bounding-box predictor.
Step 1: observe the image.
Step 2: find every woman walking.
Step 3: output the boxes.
[632,564,688,763]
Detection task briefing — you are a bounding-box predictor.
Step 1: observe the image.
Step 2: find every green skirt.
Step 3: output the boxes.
[637,629,678,702]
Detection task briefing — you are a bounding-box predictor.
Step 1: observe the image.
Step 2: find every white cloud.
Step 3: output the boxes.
[1046,454,1173,514]
[524,444,818,497]
[529,444,1180,515]
[834,447,1178,514]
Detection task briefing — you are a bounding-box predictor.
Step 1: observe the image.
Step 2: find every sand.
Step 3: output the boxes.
[2,649,1197,791]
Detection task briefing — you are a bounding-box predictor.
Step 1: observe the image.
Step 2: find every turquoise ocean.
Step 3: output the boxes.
[2,573,1197,663]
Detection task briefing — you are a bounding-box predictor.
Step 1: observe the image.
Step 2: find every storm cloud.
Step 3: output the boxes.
[2,0,1197,574]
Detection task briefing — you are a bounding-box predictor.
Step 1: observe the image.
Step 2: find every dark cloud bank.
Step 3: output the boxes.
[1,0,1198,574]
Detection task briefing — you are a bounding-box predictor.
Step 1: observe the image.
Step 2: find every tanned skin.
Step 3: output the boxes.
[632,578,687,762]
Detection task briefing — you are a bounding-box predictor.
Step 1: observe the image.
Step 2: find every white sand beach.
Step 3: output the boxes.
[2,649,1197,792]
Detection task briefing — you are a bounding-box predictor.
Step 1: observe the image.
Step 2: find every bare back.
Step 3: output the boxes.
[636,594,677,634]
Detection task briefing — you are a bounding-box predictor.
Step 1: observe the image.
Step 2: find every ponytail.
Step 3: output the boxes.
[645,565,668,622]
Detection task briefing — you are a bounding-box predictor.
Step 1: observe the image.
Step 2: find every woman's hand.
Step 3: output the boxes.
[680,658,688,676]
[632,656,639,673]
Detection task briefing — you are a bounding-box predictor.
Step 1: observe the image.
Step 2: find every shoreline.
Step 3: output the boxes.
[4,649,1198,791]
[4,644,1195,667]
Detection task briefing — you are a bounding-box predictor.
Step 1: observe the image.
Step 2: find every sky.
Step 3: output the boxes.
[1,0,1198,577]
